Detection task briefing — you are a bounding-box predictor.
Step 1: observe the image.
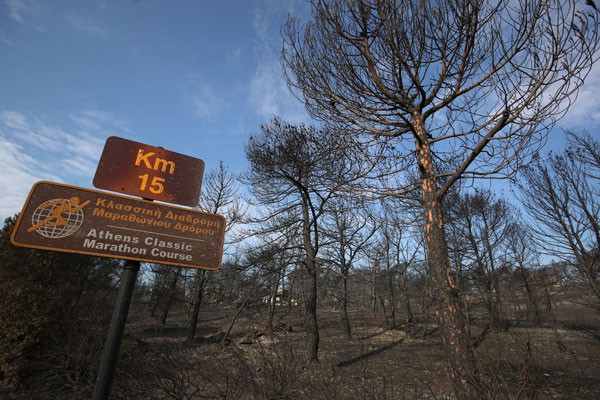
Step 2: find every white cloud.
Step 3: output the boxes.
[247,1,310,124]
[65,14,106,36]
[0,28,12,45]
[71,109,128,133]
[62,156,98,178]
[252,0,271,49]
[0,134,61,221]
[63,131,106,164]
[0,110,29,130]
[181,1,310,125]
[183,75,227,120]
[4,0,40,24]
[248,60,308,123]
[5,0,26,23]
[560,62,600,129]
[0,109,127,221]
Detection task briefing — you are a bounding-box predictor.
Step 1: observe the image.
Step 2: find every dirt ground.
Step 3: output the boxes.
[109,305,600,399]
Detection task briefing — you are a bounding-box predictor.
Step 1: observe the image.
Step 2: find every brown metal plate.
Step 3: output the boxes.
[11,181,225,270]
[93,136,204,207]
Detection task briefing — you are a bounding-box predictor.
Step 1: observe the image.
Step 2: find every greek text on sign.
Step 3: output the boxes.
[11,182,225,270]
[93,136,205,207]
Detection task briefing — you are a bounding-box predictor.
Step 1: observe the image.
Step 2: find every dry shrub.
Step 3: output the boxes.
[113,334,306,399]
[0,221,118,399]
[475,336,539,400]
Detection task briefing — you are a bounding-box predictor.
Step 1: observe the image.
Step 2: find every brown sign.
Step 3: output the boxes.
[11,182,226,270]
[93,136,205,207]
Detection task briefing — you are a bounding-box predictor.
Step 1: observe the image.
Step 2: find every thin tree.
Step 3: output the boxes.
[449,190,516,331]
[220,243,281,343]
[516,133,600,311]
[376,201,423,336]
[506,224,543,325]
[188,161,243,340]
[322,196,377,338]
[244,118,368,361]
[283,0,599,395]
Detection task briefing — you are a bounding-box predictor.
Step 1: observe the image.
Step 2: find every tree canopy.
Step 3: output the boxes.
[284,0,599,195]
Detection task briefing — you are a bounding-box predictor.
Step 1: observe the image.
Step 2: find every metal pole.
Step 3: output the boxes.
[92,259,140,400]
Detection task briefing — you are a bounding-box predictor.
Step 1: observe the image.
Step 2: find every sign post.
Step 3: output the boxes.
[92,259,139,400]
[11,137,221,399]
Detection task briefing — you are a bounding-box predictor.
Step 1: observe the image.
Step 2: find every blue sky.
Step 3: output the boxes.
[1,0,599,223]
[0,0,312,221]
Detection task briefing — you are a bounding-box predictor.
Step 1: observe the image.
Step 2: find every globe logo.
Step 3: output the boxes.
[28,197,91,239]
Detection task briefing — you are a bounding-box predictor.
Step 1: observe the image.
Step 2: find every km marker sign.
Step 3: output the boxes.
[93,136,205,207]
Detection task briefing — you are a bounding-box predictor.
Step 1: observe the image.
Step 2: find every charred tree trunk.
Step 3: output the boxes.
[301,188,320,362]
[187,270,207,341]
[414,116,480,397]
[222,287,258,344]
[518,267,541,325]
[303,262,319,361]
[267,273,280,332]
[400,272,414,337]
[340,273,351,338]
[159,269,181,326]
[287,267,298,312]
[371,261,378,317]
[387,267,397,328]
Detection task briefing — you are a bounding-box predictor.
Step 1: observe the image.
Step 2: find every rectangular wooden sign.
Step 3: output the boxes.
[93,136,205,207]
[11,181,226,270]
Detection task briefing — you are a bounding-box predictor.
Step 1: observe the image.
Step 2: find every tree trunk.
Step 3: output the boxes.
[187,270,206,341]
[267,275,280,332]
[400,273,413,338]
[149,294,159,317]
[379,296,389,327]
[483,229,506,331]
[387,267,397,328]
[423,192,480,396]
[413,115,480,397]
[287,268,297,311]
[300,179,320,362]
[159,269,181,325]
[222,287,257,343]
[340,273,351,338]
[371,262,378,317]
[303,264,319,361]
[518,267,541,325]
